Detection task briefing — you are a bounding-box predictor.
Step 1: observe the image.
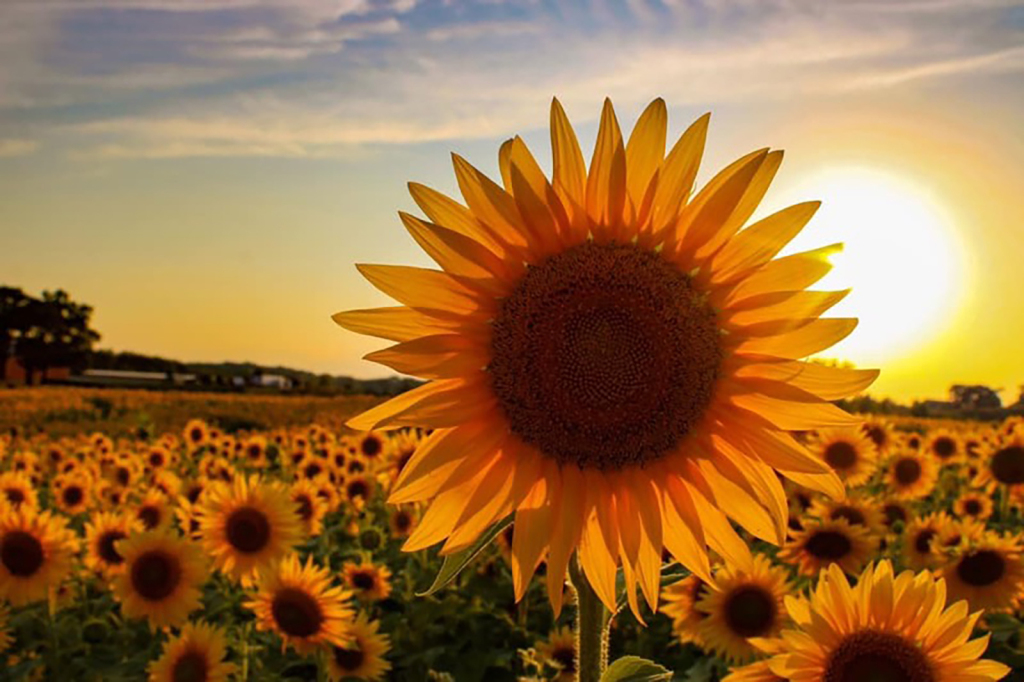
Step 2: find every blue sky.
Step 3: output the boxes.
[2,0,1023,401]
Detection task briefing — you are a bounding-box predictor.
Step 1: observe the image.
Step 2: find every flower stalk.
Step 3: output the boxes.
[569,554,609,682]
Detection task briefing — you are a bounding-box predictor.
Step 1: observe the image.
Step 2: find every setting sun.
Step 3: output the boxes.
[781,167,966,367]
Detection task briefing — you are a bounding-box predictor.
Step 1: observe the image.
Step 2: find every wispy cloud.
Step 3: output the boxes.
[0,139,39,157]
[2,0,1022,159]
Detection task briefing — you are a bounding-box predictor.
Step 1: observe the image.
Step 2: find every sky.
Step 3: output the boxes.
[1,0,1023,403]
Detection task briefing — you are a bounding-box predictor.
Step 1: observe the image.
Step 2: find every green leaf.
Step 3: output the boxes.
[601,656,673,682]
[416,514,512,597]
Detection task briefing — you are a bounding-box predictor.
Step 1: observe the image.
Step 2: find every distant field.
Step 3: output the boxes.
[0,386,383,438]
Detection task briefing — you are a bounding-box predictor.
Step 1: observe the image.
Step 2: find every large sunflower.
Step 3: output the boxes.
[939,532,1024,613]
[324,612,391,682]
[696,554,791,663]
[758,561,1009,681]
[334,98,876,612]
[199,475,304,585]
[112,529,208,629]
[148,621,236,682]
[246,553,354,654]
[0,506,78,606]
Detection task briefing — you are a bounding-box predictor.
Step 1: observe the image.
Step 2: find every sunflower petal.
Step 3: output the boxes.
[586,98,627,240]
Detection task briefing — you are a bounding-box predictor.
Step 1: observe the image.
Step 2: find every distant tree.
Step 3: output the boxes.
[3,288,101,384]
[949,384,1002,410]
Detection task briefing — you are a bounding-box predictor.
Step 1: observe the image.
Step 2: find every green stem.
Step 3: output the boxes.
[569,554,609,682]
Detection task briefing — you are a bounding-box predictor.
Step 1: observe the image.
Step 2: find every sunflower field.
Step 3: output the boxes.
[0,386,1022,681]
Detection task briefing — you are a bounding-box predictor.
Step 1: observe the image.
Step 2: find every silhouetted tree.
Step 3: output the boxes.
[949,384,1002,410]
[2,288,101,384]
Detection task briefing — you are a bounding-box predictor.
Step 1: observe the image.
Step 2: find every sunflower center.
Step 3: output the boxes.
[347,481,368,499]
[913,530,936,555]
[117,468,131,486]
[552,645,576,672]
[824,442,857,470]
[866,426,887,448]
[352,571,376,591]
[5,489,25,505]
[882,504,906,527]
[1,530,45,577]
[190,428,203,442]
[394,511,412,532]
[805,530,852,560]
[991,446,1024,485]
[296,497,314,521]
[271,587,324,638]
[98,530,127,565]
[172,650,208,682]
[932,438,955,460]
[226,506,271,554]
[723,585,777,638]
[361,437,382,457]
[956,550,1005,587]
[894,459,922,486]
[489,242,721,470]
[825,630,934,682]
[830,506,865,527]
[139,506,161,530]
[131,550,181,601]
[963,499,981,516]
[333,644,365,672]
[63,486,83,507]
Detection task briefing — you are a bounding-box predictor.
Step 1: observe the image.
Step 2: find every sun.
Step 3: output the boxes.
[780,166,965,367]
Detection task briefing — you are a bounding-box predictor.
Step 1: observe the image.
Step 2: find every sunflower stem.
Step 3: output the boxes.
[569,554,608,682]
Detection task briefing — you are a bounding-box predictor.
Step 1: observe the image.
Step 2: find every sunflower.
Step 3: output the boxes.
[861,418,894,455]
[926,429,962,466]
[778,517,876,577]
[145,445,172,471]
[343,561,393,603]
[112,529,208,629]
[147,621,236,682]
[343,475,374,510]
[52,472,93,516]
[246,554,354,654]
[535,625,576,682]
[290,479,329,537]
[904,512,952,570]
[879,499,913,531]
[324,612,391,682]
[975,432,1024,492]
[807,427,878,487]
[886,450,938,500]
[151,470,182,499]
[0,506,78,606]
[388,506,417,538]
[357,432,388,462]
[199,475,304,585]
[335,97,875,614]
[242,436,268,468]
[696,555,791,663]
[807,494,886,537]
[757,561,1009,681]
[134,489,173,531]
[939,532,1024,613]
[722,659,784,682]
[661,574,710,646]
[84,511,142,579]
[0,471,37,510]
[183,419,210,451]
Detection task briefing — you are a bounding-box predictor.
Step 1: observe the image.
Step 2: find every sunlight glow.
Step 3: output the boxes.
[782,166,966,366]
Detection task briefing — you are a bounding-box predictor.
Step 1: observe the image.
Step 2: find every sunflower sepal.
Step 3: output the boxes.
[417,514,512,597]
[600,655,672,682]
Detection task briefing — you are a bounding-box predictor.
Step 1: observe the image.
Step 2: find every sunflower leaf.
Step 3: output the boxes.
[417,514,513,596]
[601,656,673,682]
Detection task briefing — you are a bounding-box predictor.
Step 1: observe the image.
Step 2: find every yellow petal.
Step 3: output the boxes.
[711,201,821,285]
[399,211,516,286]
[650,113,709,237]
[722,242,841,305]
[363,334,487,380]
[452,153,530,251]
[625,98,668,212]
[331,306,462,342]
[408,182,508,256]
[345,375,494,431]
[550,97,589,238]
[356,264,487,316]
[586,98,627,240]
[733,317,858,358]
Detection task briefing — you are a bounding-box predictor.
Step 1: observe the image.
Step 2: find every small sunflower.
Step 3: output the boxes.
[0,471,37,510]
[199,475,304,585]
[246,554,354,654]
[885,450,938,500]
[343,561,393,603]
[183,419,210,451]
[145,445,172,471]
[696,555,791,663]
[112,530,208,629]
[290,479,329,537]
[52,472,92,516]
[84,511,142,579]
[134,489,173,531]
[242,436,268,468]
[757,561,1010,681]
[939,532,1024,613]
[904,512,952,570]
[926,429,962,466]
[778,517,877,577]
[388,506,417,538]
[356,432,388,462]
[535,625,576,682]
[324,612,391,682]
[975,432,1024,491]
[807,427,878,487]
[861,418,894,455]
[148,621,236,682]
[661,574,710,647]
[343,475,375,510]
[807,494,886,537]
[0,506,78,606]
[879,498,913,531]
